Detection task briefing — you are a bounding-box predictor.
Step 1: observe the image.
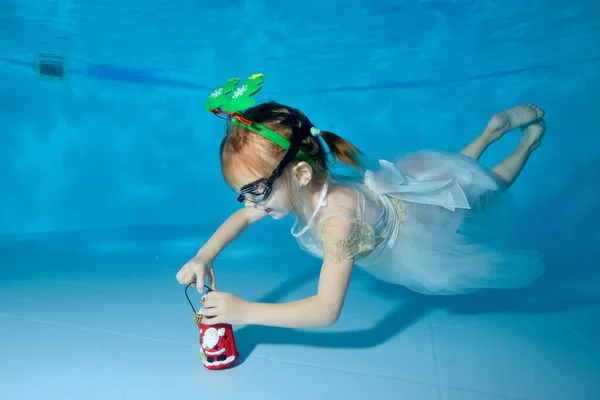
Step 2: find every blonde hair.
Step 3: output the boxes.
[219,101,363,207]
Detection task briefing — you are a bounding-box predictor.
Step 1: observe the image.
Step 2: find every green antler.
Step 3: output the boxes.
[204,73,264,114]
[204,72,317,166]
[204,77,240,112]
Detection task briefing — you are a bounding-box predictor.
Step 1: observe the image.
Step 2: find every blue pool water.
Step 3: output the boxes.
[1,1,599,399]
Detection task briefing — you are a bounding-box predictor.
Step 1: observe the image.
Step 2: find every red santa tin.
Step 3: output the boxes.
[186,282,239,370]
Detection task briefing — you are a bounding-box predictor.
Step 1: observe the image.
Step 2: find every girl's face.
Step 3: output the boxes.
[233,170,293,220]
[245,179,291,220]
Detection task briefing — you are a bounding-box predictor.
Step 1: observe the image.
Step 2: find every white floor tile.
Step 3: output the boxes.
[432,326,506,396]
[0,315,261,400]
[233,360,441,400]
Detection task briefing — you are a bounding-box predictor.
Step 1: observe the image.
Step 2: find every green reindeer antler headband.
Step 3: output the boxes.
[204,73,317,165]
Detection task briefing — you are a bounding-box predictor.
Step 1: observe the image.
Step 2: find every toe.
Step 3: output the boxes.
[529,104,545,118]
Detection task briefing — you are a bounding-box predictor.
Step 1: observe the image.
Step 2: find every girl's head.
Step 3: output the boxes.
[219,101,362,219]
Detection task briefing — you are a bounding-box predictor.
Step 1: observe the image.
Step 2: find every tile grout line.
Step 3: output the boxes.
[255,355,518,399]
[259,355,440,388]
[430,320,513,399]
[428,315,444,400]
[37,276,288,290]
[228,359,268,400]
[491,324,511,399]
[0,311,197,348]
[0,311,277,363]
[556,314,600,358]
[429,321,492,333]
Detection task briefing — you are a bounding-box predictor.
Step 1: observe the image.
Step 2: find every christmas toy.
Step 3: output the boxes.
[185,281,239,370]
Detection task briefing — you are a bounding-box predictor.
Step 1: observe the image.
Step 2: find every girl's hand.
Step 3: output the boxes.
[201,291,249,325]
[176,252,216,291]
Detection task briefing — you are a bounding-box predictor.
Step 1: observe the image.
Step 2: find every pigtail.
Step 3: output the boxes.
[319,130,364,170]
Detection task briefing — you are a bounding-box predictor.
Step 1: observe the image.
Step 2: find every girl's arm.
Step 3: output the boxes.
[241,216,356,328]
[177,206,269,287]
[198,206,268,259]
[243,257,354,327]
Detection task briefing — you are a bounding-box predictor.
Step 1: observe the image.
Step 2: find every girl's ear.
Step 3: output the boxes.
[293,162,314,188]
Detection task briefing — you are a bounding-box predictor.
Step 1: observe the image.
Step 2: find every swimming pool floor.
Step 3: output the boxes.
[1,228,598,400]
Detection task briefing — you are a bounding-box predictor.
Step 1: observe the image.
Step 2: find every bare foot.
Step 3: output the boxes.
[483,104,545,142]
[519,119,546,154]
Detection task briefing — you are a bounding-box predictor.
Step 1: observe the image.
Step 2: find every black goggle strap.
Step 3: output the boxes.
[237,119,306,202]
[271,124,304,178]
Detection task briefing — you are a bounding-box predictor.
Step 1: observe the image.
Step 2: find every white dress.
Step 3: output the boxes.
[290,150,545,295]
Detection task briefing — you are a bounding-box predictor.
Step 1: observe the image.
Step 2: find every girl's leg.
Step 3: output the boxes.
[460,104,545,160]
[491,120,546,188]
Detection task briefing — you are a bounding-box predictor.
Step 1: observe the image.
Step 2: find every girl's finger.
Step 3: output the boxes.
[202,297,218,309]
[201,306,218,317]
[202,315,222,326]
[207,272,216,291]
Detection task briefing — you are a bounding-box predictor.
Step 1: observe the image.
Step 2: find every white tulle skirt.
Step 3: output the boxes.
[359,149,545,295]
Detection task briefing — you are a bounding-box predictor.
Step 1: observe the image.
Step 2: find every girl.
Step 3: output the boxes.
[176,87,546,329]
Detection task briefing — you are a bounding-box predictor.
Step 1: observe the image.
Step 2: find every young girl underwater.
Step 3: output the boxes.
[176,73,546,328]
